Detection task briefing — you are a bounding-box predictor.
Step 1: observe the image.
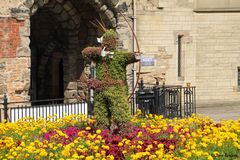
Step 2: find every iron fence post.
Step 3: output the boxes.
[139,78,144,90]
[153,86,158,115]
[180,87,182,118]
[162,84,166,116]
[3,94,8,122]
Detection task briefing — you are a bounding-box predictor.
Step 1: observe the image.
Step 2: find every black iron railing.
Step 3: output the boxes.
[0,81,196,122]
[133,80,196,118]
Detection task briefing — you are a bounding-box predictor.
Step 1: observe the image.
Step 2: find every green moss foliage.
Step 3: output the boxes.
[102,29,117,51]
[107,51,128,80]
[93,86,130,128]
[96,59,104,80]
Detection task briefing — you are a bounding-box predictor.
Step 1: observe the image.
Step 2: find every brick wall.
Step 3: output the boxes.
[0,18,24,58]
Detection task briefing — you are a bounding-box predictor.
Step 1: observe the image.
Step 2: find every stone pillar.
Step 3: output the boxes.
[64,49,78,103]
[116,0,135,94]
[0,16,31,101]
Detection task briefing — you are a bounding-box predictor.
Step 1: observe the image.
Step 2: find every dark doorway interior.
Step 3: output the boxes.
[30,8,64,102]
[29,0,110,103]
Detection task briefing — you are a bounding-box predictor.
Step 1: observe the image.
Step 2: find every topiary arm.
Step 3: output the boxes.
[82,47,102,61]
[125,52,140,64]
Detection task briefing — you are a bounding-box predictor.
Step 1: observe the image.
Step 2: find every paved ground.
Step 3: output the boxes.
[197,103,240,122]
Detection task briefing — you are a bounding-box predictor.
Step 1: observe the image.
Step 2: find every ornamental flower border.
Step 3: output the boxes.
[0,113,239,160]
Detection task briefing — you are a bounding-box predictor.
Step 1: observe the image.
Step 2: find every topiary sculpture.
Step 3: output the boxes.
[82,29,139,129]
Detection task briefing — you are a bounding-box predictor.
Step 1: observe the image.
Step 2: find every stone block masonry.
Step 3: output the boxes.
[0,18,24,58]
[0,0,129,103]
[136,0,240,106]
[0,17,30,102]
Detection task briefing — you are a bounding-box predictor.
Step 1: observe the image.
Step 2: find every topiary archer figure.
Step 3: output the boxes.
[82,29,139,129]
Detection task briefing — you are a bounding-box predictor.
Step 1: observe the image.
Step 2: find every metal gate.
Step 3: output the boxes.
[135,82,196,118]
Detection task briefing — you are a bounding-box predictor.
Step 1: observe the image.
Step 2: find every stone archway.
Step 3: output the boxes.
[24,0,119,102]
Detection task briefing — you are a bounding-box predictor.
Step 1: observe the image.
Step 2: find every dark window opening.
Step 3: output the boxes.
[178,35,184,77]
[238,67,240,87]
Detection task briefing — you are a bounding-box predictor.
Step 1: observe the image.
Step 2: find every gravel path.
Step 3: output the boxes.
[197,105,240,122]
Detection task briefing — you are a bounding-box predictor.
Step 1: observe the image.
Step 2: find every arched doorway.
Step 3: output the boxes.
[28,0,118,102]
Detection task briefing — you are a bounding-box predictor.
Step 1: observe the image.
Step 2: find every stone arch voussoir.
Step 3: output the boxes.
[81,0,119,28]
[24,0,119,28]
[24,0,81,31]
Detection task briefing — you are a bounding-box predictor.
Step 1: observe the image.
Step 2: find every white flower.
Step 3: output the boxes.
[97,36,103,43]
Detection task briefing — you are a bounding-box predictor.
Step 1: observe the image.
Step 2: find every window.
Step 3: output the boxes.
[178,35,184,78]
[238,67,240,87]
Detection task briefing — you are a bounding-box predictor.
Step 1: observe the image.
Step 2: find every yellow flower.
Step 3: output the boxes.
[137,131,143,137]
[39,149,48,157]
[138,140,143,145]
[107,155,114,160]
[101,150,106,156]
[96,129,101,134]
[79,155,85,159]
[213,151,220,157]
[158,144,164,148]
[218,142,223,147]
[184,151,192,158]
[102,145,110,150]
[149,155,157,159]
[207,155,214,160]
[12,151,17,156]
[49,152,54,157]
[62,148,70,157]
[118,142,123,147]
[72,153,79,159]
[86,155,94,160]
[95,140,101,144]
[86,127,91,130]
[137,145,142,149]
[7,156,14,159]
[20,142,25,147]
[169,145,175,150]
[95,153,101,158]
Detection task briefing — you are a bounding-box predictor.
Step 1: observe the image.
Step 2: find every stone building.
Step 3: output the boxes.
[136,0,240,107]
[0,0,132,103]
[1,0,240,107]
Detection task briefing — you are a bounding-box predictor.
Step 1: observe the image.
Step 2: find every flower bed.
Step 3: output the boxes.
[0,114,239,160]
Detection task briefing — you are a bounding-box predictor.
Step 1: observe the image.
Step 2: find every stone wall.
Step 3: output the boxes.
[195,13,240,103]
[0,17,30,101]
[0,0,133,103]
[136,0,196,86]
[136,0,240,105]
